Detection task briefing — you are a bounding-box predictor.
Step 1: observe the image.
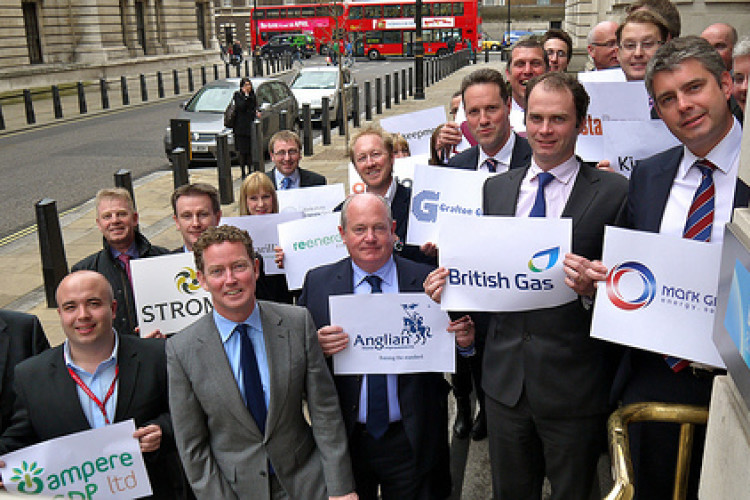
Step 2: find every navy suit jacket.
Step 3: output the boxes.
[266,167,327,188]
[445,133,532,172]
[298,256,450,485]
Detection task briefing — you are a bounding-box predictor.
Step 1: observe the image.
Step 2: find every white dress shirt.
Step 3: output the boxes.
[477,132,516,174]
[516,155,580,218]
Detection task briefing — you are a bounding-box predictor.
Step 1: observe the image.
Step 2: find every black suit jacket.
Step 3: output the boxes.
[266,167,327,188]
[298,256,450,488]
[0,335,179,499]
[0,311,49,434]
[446,133,532,172]
[481,162,628,417]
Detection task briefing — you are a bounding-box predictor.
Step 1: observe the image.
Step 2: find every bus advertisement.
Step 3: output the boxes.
[250,3,344,54]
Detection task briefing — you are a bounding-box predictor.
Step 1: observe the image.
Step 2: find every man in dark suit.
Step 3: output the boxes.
[266,130,326,190]
[0,271,181,499]
[596,36,747,500]
[167,225,356,499]
[0,310,49,434]
[425,72,628,499]
[171,183,222,253]
[298,193,474,500]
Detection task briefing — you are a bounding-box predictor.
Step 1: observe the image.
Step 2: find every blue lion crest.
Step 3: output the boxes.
[400,303,432,345]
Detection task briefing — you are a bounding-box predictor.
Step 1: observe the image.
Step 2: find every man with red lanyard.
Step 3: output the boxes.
[0,271,185,498]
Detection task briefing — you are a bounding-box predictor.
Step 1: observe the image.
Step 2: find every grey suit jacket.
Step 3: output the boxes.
[481,162,628,417]
[167,301,353,499]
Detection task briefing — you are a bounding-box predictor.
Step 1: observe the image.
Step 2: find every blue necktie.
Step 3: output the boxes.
[280,176,292,190]
[364,275,389,439]
[237,324,267,433]
[529,172,555,217]
[482,158,499,173]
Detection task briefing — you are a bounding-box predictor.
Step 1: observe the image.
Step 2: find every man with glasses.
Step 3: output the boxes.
[542,29,572,72]
[616,10,669,81]
[265,130,327,190]
[587,21,620,70]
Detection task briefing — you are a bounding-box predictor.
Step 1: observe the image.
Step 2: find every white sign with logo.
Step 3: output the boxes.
[132,253,212,336]
[0,420,152,500]
[277,213,348,290]
[407,164,492,245]
[438,215,576,311]
[380,106,447,157]
[330,293,454,374]
[277,184,345,217]
[222,213,303,276]
[591,226,724,367]
[348,160,415,195]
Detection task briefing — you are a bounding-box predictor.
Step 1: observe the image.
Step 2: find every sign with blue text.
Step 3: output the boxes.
[438,215,575,311]
[0,420,151,499]
[330,293,453,374]
[277,184,345,217]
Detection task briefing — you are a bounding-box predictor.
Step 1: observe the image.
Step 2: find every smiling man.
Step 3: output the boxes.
[73,188,169,337]
[616,10,670,81]
[171,183,222,253]
[167,225,356,500]
[266,130,326,190]
[506,38,548,134]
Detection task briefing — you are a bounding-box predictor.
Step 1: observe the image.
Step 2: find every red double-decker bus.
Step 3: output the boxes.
[250,3,344,54]
[344,0,481,60]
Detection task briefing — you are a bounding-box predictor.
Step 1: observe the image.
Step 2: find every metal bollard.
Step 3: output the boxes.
[171,148,190,188]
[393,73,400,104]
[265,58,271,75]
[385,74,392,109]
[114,169,135,210]
[225,63,231,78]
[337,90,345,136]
[35,198,69,308]
[100,79,110,109]
[216,132,234,204]
[22,90,35,125]
[77,82,87,114]
[173,69,180,95]
[401,69,407,101]
[201,66,207,86]
[213,64,219,81]
[51,85,63,119]
[409,67,413,96]
[280,109,288,131]
[140,74,148,101]
[235,62,241,78]
[157,71,165,99]
[187,68,194,92]
[365,81,372,121]
[322,96,331,145]
[376,78,383,114]
[352,84,360,128]
[0,102,5,130]
[424,62,430,88]
[252,118,265,172]
[302,104,313,156]
[485,47,490,63]
[121,76,130,105]
[245,59,250,77]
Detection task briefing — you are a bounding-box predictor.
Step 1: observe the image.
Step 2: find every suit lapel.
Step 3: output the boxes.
[259,303,290,436]
[493,166,527,215]
[509,135,532,170]
[50,348,93,430]
[644,150,683,232]
[114,337,138,421]
[562,164,599,231]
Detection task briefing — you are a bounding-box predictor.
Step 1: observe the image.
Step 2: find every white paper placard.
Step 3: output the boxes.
[348,160,416,195]
[582,81,652,121]
[577,67,627,82]
[277,213,348,290]
[438,215,576,311]
[131,253,212,336]
[222,213,303,275]
[330,293,454,374]
[0,420,152,499]
[380,106,447,157]
[591,226,724,367]
[276,184,345,217]
[407,164,491,245]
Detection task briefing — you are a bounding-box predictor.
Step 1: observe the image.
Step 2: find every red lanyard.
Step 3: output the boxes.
[68,365,119,425]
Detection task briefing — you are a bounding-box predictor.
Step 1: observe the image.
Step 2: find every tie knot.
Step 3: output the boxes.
[280,177,292,189]
[364,275,382,293]
[235,323,250,337]
[536,172,555,188]
[696,159,716,177]
[483,158,499,173]
[117,254,130,263]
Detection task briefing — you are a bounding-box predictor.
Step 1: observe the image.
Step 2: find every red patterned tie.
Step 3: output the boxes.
[117,254,132,285]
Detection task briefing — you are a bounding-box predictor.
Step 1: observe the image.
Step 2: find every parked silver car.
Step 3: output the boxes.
[290,66,354,123]
[164,77,299,163]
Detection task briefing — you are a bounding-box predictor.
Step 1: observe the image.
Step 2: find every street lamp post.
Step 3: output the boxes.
[414,0,424,99]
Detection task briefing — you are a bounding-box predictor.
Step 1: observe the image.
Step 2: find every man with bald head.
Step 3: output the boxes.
[0,270,181,498]
[587,21,620,70]
[701,22,738,71]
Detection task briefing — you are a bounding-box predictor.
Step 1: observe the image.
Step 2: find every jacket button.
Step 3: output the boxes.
[259,471,267,477]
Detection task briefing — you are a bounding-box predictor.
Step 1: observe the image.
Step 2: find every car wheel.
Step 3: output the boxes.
[368,49,380,61]
[492,44,500,51]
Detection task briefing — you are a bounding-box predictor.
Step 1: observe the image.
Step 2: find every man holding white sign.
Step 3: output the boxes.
[299,194,474,500]
[589,37,750,499]
[426,72,628,500]
[0,271,182,498]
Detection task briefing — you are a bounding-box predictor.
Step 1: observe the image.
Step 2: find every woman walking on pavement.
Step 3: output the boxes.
[232,77,259,178]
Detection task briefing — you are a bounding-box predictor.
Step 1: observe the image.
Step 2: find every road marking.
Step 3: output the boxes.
[0,207,78,247]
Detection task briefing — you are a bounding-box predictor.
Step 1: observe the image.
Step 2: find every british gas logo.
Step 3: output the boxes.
[606,261,656,310]
[528,247,560,272]
[175,267,201,295]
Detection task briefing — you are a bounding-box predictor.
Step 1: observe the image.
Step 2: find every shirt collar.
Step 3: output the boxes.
[679,118,741,179]
[214,305,263,344]
[64,330,119,375]
[352,256,396,289]
[275,167,301,188]
[478,132,516,169]
[374,177,398,206]
[529,154,579,184]
[110,242,138,260]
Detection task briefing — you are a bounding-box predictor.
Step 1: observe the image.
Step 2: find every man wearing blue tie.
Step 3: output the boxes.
[265,130,327,190]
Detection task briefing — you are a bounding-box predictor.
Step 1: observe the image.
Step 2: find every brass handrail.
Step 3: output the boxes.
[604,402,708,500]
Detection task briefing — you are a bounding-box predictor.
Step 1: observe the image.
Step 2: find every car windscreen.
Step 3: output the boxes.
[186,87,235,112]
[291,72,337,90]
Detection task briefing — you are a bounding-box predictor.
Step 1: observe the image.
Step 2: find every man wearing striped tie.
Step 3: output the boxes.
[598,36,749,500]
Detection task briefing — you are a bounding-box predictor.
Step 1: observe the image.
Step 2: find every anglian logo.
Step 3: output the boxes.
[606,261,656,310]
[175,267,201,294]
[528,247,560,272]
[400,303,432,345]
[9,460,44,494]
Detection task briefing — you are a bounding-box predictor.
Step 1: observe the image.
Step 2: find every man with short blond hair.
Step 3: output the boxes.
[73,188,168,336]
[266,130,326,190]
